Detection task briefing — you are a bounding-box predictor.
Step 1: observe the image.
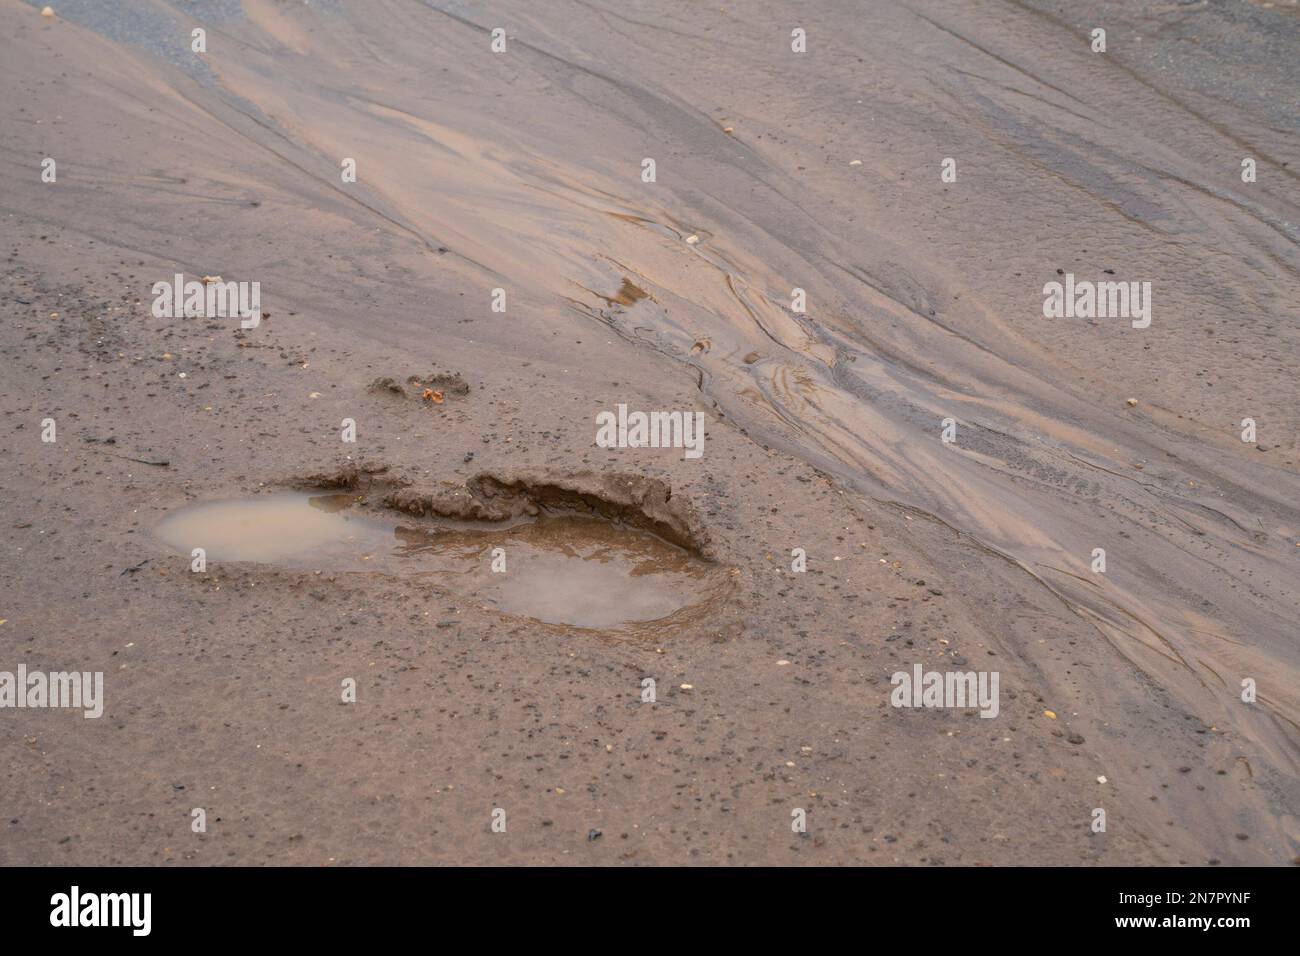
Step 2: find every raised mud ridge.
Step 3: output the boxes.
[293,463,714,560]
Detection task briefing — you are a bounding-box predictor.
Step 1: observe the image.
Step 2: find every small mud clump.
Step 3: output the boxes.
[366,371,470,401]
[407,372,470,396]
[367,376,405,396]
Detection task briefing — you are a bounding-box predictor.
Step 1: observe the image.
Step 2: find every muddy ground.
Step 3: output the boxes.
[1,0,1296,865]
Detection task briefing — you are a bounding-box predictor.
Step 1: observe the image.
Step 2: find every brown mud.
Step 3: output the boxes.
[155,485,725,629]
[1,0,1297,864]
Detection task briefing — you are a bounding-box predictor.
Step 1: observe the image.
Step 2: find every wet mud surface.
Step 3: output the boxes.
[156,491,723,629]
[1,0,1297,864]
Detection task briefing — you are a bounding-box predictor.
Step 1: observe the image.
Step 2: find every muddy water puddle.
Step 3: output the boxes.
[155,493,716,629]
[154,493,390,564]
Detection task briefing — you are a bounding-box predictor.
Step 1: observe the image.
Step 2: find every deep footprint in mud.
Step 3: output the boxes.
[155,492,719,629]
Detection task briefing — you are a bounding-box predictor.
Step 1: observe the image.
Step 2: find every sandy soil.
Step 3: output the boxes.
[1,0,1297,865]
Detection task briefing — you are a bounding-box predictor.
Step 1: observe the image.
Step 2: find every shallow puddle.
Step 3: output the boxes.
[155,493,392,563]
[155,493,715,629]
[398,517,710,628]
